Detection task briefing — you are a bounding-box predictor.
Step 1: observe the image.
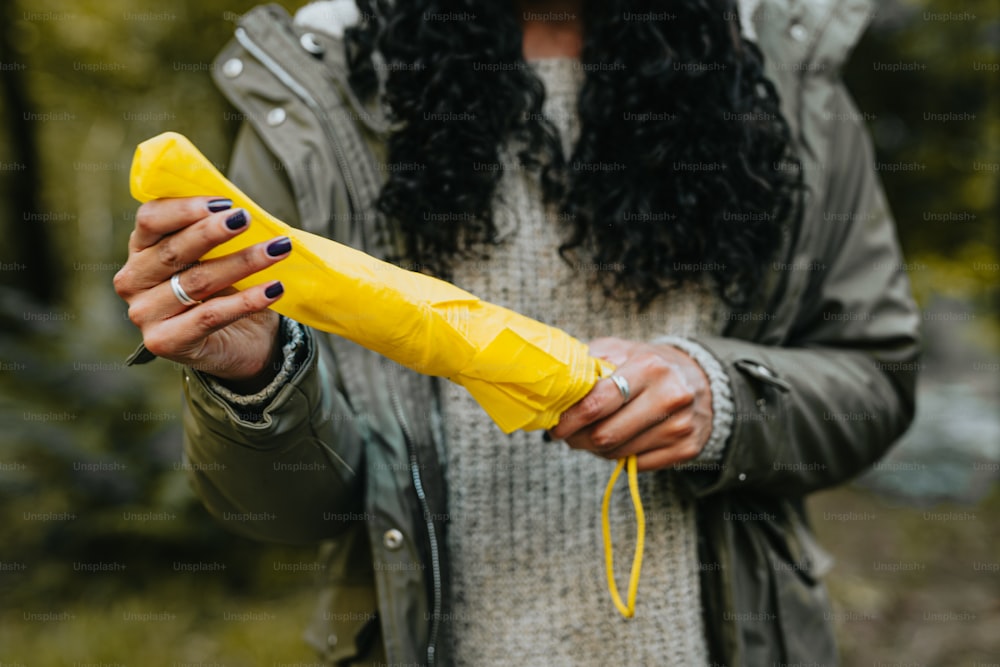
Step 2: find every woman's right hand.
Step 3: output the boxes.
[113,196,293,390]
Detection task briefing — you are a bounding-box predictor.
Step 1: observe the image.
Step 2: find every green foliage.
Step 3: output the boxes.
[0,577,320,665]
[845,0,998,258]
[0,0,316,644]
[843,0,999,336]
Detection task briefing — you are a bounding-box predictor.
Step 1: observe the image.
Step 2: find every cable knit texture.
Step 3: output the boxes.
[442,58,729,666]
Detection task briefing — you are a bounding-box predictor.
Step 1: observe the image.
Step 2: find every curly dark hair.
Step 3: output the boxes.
[345,0,801,309]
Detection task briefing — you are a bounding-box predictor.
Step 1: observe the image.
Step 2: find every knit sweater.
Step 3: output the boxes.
[440,58,732,666]
[204,53,735,667]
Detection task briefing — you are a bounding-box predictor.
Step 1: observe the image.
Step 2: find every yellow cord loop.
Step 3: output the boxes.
[601,454,645,618]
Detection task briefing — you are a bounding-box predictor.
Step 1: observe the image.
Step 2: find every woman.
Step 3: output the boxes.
[114,0,921,664]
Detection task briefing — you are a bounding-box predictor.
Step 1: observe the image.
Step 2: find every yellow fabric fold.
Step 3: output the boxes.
[129,131,644,617]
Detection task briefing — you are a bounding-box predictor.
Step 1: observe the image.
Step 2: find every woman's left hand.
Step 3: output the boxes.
[547,337,714,472]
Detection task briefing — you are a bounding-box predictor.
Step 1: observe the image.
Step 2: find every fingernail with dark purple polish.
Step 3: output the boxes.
[542,432,552,442]
[208,198,233,213]
[266,236,292,257]
[225,209,248,230]
[265,281,284,299]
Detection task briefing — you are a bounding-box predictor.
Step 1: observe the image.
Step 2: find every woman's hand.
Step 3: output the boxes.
[547,337,714,472]
[113,196,292,391]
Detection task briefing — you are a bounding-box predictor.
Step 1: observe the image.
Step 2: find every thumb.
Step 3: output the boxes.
[587,336,632,367]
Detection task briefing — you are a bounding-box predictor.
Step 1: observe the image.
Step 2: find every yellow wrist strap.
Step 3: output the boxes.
[601,455,645,619]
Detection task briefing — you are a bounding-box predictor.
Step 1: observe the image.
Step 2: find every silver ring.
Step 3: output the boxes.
[609,374,631,403]
[170,273,201,306]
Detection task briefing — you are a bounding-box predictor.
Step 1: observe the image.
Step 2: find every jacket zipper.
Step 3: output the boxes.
[389,378,442,667]
[234,27,442,666]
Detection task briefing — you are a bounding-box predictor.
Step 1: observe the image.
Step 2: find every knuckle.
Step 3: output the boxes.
[578,393,604,423]
[239,290,260,314]
[196,306,224,331]
[655,393,691,419]
[142,332,169,357]
[671,416,695,438]
[157,238,181,271]
[183,265,211,297]
[134,205,155,232]
[653,396,675,420]
[112,267,132,296]
[590,428,617,451]
[126,305,142,328]
[240,247,261,273]
[198,219,219,246]
[640,352,672,376]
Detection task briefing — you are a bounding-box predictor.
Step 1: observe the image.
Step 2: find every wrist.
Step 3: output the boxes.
[199,317,308,419]
[201,312,287,395]
[211,338,283,394]
[206,315,284,393]
[651,335,734,462]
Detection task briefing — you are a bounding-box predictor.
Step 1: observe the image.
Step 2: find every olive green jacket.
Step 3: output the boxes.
[179,1,920,664]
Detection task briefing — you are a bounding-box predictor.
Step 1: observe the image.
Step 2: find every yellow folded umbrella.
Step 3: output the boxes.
[130,132,645,617]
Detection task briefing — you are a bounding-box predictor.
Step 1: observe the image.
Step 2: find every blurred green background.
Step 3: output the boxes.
[0,0,997,664]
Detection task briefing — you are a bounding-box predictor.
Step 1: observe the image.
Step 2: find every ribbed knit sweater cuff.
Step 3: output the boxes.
[200,316,308,419]
[650,335,734,462]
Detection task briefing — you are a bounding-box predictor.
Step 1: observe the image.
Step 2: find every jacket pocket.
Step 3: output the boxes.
[304,528,384,665]
[733,359,792,393]
[766,503,838,663]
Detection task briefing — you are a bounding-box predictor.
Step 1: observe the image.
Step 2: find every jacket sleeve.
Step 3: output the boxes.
[180,122,367,544]
[680,85,921,499]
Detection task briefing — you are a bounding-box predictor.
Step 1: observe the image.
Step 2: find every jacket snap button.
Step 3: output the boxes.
[789,23,808,42]
[327,633,338,647]
[738,473,747,481]
[300,32,325,55]
[266,107,287,126]
[383,528,404,550]
[222,58,243,78]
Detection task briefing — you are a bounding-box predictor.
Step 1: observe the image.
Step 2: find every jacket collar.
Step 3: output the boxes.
[747,0,874,72]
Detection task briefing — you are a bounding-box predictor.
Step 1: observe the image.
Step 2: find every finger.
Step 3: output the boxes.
[566,392,686,454]
[132,208,253,289]
[633,438,705,472]
[140,280,285,361]
[550,348,692,441]
[598,411,697,460]
[586,336,633,367]
[116,209,250,294]
[132,235,291,325]
[548,373,632,441]
[130,197,234,252]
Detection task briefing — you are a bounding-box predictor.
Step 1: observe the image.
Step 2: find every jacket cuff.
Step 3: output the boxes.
[186,318,315,428]
[650,335,735,463]
[201,316,307,412]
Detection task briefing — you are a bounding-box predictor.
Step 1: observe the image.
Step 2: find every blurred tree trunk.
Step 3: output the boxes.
[0,4,59,304]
